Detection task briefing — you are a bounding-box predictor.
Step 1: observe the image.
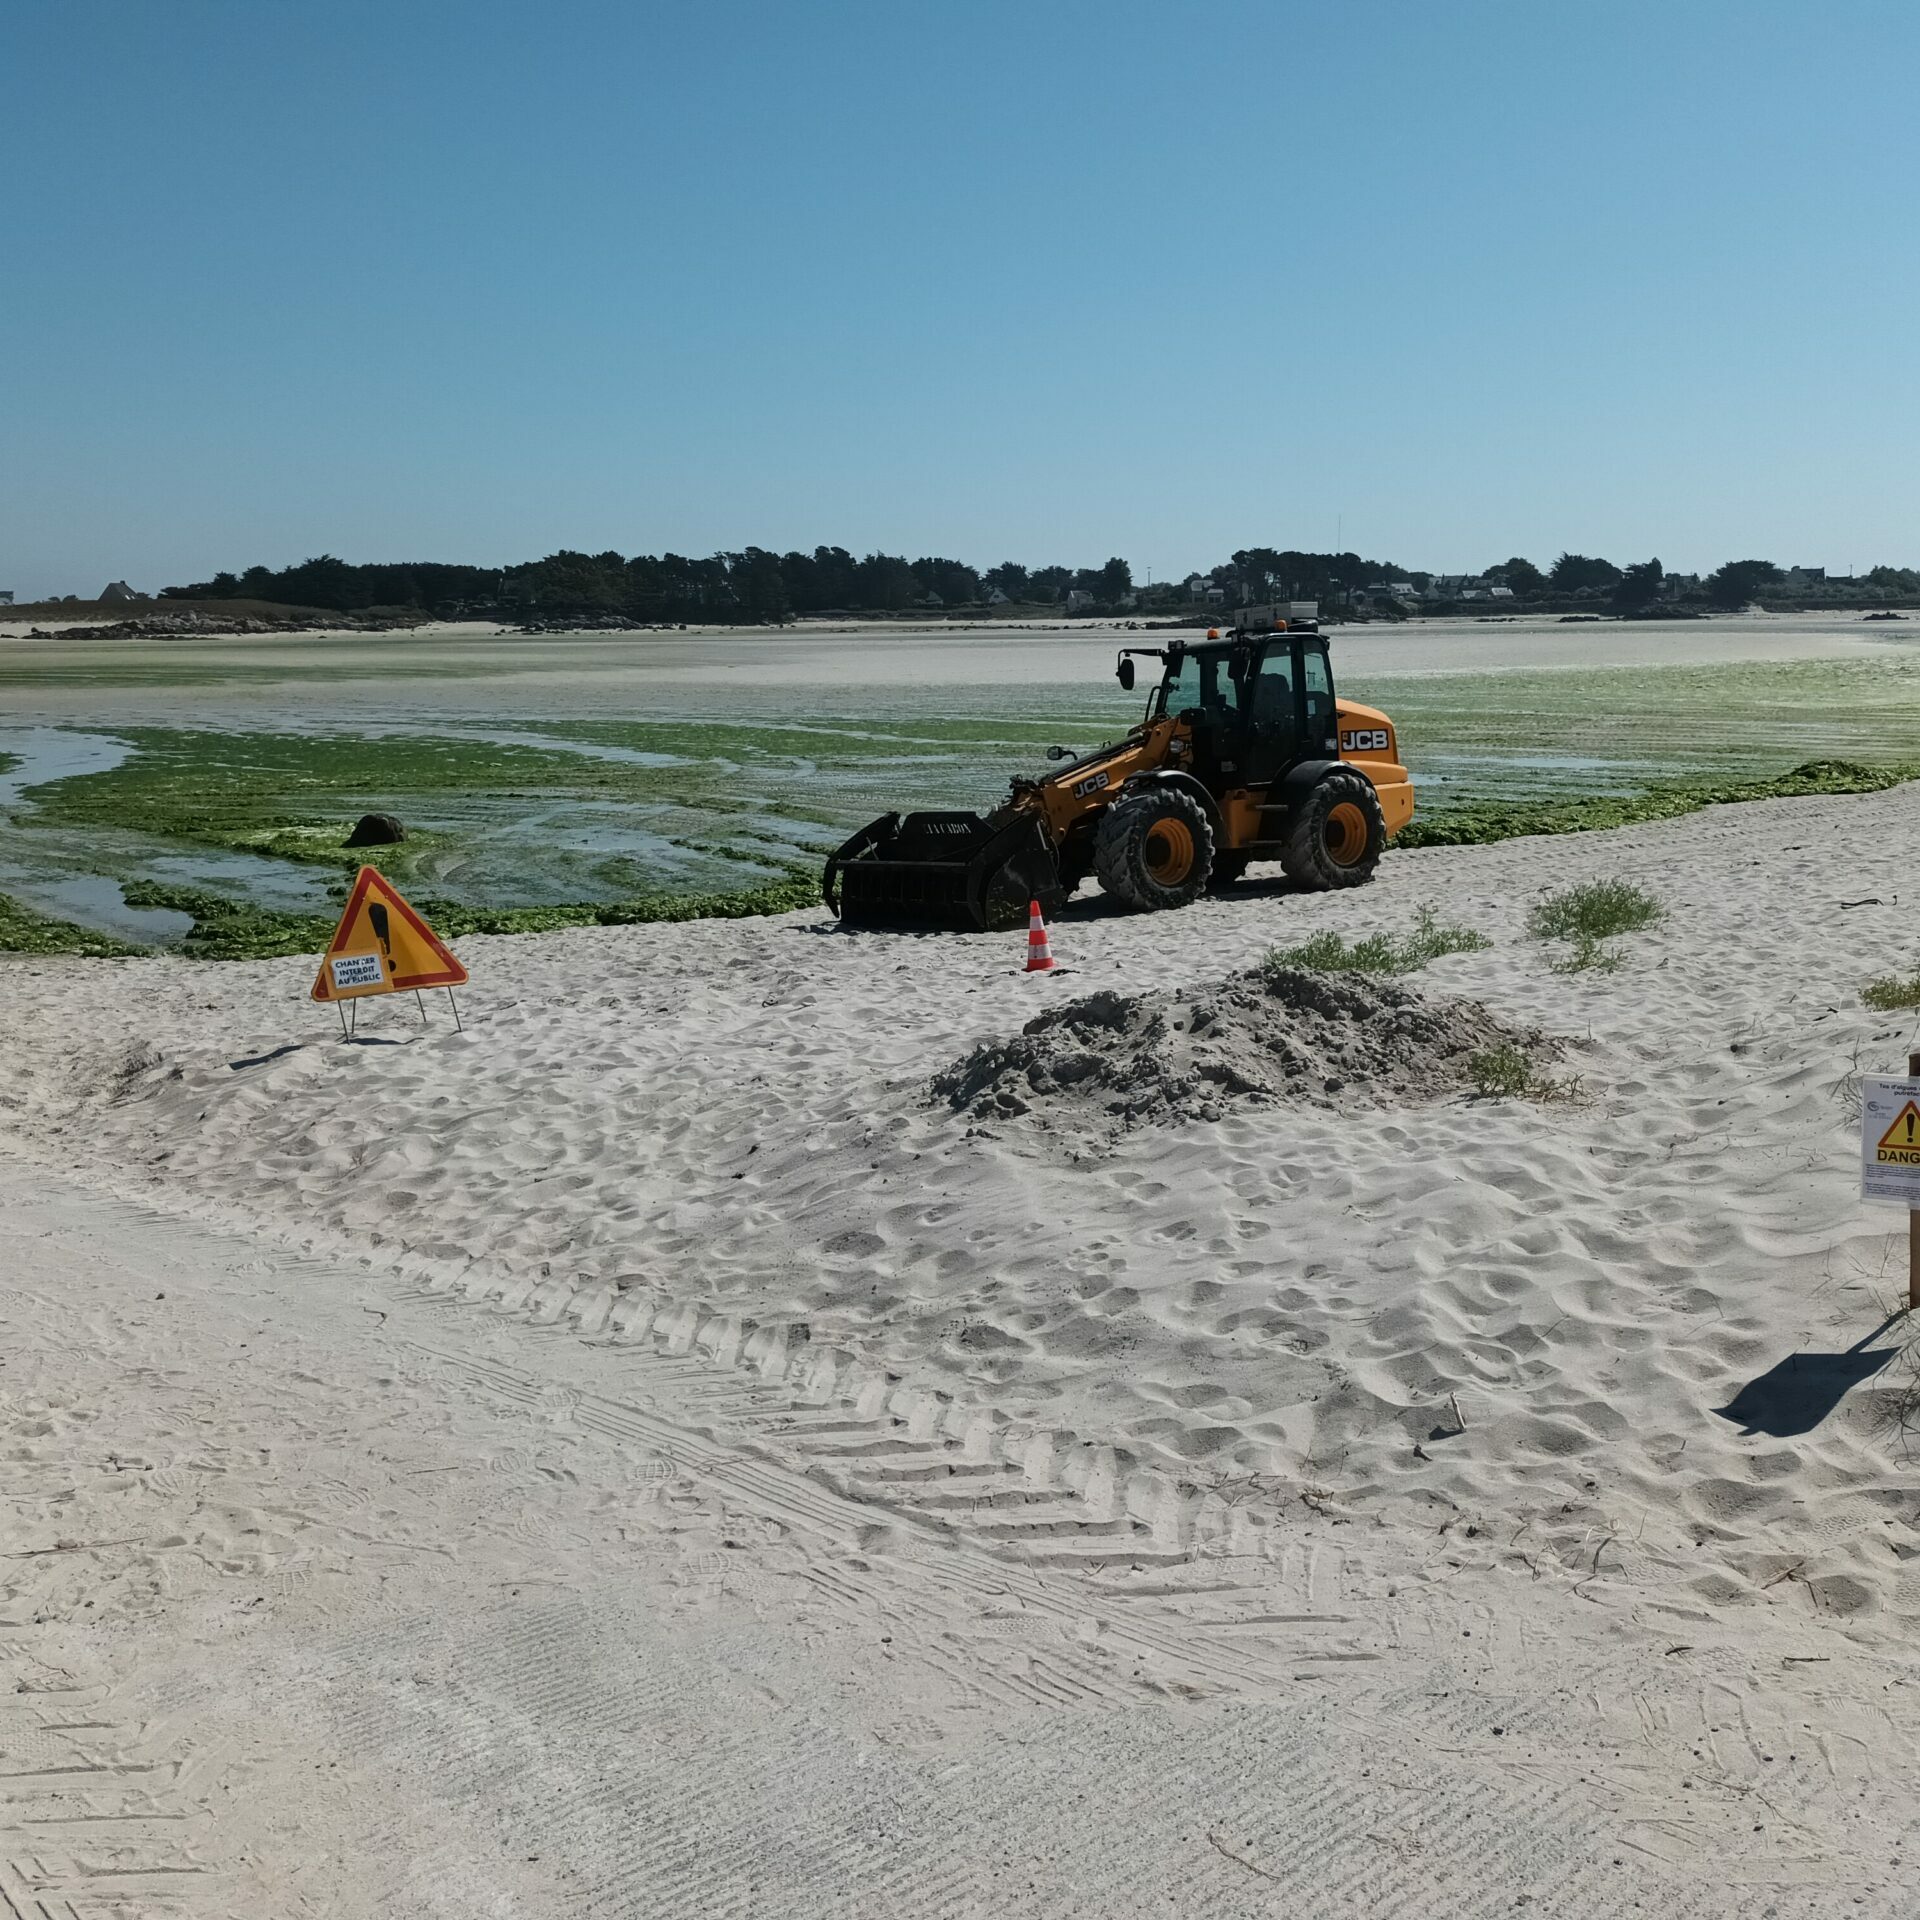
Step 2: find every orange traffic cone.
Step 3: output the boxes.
[1024,898,1056,973]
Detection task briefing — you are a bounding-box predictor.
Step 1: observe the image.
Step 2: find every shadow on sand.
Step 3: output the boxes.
[1714,1318,1904,1438]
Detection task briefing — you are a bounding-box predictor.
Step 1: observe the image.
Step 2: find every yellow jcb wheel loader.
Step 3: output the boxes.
[823,614,1414,930]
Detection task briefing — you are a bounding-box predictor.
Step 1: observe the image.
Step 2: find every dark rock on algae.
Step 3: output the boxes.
[346,812,407,847]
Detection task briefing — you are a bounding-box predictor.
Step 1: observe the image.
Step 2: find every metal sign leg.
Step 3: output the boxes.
[446,988,464,1033]
[1910,1046,1920,1312]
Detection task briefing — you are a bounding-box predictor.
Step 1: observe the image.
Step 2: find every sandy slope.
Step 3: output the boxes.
[7,1161,1920,1919]
[8,786,1920,1618]
[7,787,1920,1910]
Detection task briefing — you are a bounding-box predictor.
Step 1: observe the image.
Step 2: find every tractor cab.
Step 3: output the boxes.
[1121,623,1340,791]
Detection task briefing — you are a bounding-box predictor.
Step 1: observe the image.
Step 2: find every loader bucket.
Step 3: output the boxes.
[824,811,1065,932]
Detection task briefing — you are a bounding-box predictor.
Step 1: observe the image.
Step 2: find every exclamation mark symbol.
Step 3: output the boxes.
[1907,1110,1915,1146]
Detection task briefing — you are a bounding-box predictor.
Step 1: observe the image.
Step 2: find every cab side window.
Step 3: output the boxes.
[1250,649,1295,735]
[1302,649,1336,746]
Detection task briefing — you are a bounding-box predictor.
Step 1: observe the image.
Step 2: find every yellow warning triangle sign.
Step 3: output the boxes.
[310,866,468,1002]
[1877,1100,1920,1161]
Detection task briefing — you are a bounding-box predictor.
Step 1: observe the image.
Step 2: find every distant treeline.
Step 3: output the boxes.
[1489,556,1920,611]
[164,549,1129,622]
[159,546,1920,624]
[160,545,1404,624]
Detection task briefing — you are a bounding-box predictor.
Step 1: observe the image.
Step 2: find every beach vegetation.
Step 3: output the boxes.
[1869,1336,1920,1455]
[1466,1043,1576,1100]
[1529,878,1663,943]
[1468,1044,1537,1098]
[1863,971,1920,1013]
[1265,907,1489,977]
[1546,935,1624,974]
[1529,879,1664,943]
[1528,878,1663,972]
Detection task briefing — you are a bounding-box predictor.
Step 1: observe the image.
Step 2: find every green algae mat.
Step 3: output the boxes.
[4,643,1918,956]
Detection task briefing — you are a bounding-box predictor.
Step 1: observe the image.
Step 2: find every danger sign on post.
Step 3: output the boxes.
[1862,1076,1920,1204]
[310,867,468,1004]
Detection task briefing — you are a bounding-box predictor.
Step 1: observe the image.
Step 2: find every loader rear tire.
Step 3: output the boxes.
[1094,787,1214,912]
[1280,767,1386,891]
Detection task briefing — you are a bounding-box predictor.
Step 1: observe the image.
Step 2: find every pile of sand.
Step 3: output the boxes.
[930,964,1537,1129]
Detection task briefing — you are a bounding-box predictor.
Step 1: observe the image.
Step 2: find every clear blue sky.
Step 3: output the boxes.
[5,1,1916,599]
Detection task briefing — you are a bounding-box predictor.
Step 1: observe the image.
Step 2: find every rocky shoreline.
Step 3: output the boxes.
[22,608,426,640]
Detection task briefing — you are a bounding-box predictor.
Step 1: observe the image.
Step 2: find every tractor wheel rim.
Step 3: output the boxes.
[1144,819,1195,884]
[1324,801,1369,865]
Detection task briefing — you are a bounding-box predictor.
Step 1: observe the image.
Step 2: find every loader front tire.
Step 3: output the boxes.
[1280,767,1386,891]
[1094,787,1214,912]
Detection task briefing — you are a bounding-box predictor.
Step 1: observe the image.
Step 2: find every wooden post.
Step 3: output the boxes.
[1911,1050,1920,1312]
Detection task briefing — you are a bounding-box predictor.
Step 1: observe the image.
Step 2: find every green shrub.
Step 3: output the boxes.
[1547,933,1624,975]
[1528,879,1663,943]
[1266,906,1489,977]
[1526,879,1662,971]
[1469,1044,1536,1098]
[1864,972,1920,1013]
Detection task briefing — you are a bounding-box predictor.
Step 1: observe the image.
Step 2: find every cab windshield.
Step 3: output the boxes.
[1153,648,1241,719]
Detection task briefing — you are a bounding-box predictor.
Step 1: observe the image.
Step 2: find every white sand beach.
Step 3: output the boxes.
[7,786,1920,1915]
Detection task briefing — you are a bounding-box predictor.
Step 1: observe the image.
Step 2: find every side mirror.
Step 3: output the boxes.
[1046,744,1072,761]
[1117,656,1135,690]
